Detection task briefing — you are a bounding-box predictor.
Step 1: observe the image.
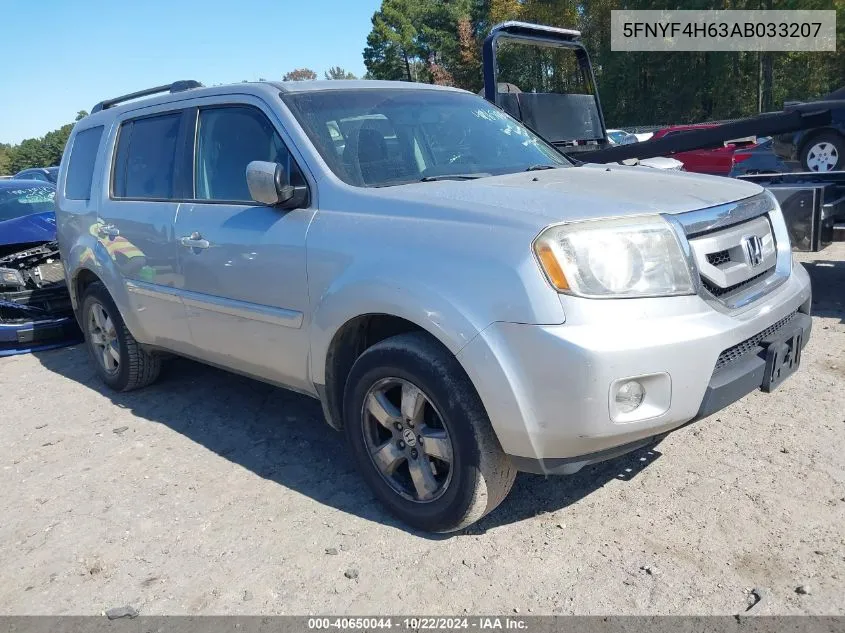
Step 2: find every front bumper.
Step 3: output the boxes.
[0,316,81,356]
[456,263,812,474]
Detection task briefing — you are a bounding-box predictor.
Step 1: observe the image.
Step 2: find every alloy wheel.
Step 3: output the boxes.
[87,301,120,374]
[806,141,839,172]
[361,377,454,503]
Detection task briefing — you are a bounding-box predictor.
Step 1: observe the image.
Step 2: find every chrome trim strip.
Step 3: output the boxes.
[181,290,304,329]
[125,280,304,328]
[712,271,789,312]
[126,280,182,303]
[674,193,773,237]
[662,214,701,293]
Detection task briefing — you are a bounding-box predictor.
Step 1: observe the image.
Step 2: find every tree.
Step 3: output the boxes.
[325,66,357,80]
[363,0,475,84]
[1,112,84,174]
[282,68,317,81]
[0,143,12,175]
[75,110,88,122]
[363,0,419,81]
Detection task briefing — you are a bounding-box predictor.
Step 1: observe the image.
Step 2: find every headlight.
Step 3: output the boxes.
[533,215,695,298]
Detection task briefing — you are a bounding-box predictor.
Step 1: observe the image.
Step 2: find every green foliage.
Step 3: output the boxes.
[1,118,77,176]
[362,0,845,126]
[0,143,12,175]
[283,68,318,81]
[363,0,475,84]
[325,66,358,80]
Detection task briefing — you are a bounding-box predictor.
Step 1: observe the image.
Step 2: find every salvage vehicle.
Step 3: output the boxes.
[0,180,78,356]
[58,80,811,531]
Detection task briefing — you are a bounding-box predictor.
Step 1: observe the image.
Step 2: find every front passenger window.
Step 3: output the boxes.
[195,106,305,203]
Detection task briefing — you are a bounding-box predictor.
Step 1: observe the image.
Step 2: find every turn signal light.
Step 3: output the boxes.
[535,242,570,291]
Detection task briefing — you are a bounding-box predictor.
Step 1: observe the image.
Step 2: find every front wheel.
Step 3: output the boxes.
[343,332,516,532]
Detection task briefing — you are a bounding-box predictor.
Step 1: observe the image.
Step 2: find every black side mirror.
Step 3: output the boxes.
[246,161,295,206]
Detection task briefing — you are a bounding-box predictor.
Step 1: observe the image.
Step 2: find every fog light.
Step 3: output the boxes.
[615,380,645,413]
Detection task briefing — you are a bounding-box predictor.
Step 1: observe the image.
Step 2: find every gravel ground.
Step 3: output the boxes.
[1,244,843,616]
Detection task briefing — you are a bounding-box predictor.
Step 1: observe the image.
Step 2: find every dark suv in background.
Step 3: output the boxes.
[774,86,844,173]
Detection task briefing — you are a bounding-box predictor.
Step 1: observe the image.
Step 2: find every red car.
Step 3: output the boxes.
[651,125,759,176]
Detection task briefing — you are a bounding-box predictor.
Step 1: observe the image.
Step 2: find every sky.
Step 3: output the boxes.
[0,0,382,144]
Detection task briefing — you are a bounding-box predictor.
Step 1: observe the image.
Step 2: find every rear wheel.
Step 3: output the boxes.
[81,282,161,391]
[801,132,843,172]
[344,332,516,532]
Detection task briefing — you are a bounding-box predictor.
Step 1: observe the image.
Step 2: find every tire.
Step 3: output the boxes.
[80,281,161,391]
[343,332,516,532]
[800,131,843,172]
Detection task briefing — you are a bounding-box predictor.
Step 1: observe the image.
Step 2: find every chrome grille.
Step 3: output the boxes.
[671,193,792,311]
[687,215,777,305]
[714,311,798,371]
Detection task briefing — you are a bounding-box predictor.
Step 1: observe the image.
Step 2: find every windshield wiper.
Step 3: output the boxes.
[525,164,560,172]
[419,173,490,182]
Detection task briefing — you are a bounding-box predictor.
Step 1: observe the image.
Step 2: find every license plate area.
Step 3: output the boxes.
[761,326,804,392]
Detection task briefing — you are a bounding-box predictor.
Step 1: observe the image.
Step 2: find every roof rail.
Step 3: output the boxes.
[90,80,204,114]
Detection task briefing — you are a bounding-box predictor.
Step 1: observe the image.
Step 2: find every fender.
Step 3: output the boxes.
[309,276,488,387]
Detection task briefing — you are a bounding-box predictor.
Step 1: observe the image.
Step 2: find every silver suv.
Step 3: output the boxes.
[57,80,812,531]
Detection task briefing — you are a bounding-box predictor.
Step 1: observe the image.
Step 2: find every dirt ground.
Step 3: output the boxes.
[1,244,843,616]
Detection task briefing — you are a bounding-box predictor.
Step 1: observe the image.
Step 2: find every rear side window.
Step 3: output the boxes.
[113,113,181,199]
[65,126,104,200]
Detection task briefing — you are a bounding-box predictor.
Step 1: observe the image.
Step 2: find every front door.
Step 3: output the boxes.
[174,102,315,392]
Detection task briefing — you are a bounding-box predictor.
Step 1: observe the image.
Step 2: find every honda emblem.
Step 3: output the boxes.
[742,235,764,268]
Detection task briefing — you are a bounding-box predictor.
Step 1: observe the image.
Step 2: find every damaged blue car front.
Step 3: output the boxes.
[0,180,80,356]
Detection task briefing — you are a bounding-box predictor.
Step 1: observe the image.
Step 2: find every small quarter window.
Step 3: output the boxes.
[65,126,104,200]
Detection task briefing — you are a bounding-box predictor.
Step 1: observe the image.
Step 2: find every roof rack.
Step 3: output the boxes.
[90,80,204,114]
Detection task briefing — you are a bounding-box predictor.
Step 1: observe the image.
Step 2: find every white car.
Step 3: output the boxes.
[607,129,684,171]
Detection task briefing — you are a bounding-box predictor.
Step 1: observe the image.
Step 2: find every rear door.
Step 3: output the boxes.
[173,98,315,392]
[97,107,193,351]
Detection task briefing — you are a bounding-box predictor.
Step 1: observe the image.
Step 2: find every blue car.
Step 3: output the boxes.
[0,180,80,356]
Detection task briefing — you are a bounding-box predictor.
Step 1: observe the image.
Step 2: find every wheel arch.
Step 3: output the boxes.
[799,127,844,155]
[317,310,474,431]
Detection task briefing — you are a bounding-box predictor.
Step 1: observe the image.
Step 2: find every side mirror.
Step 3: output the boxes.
[246,161,295,206]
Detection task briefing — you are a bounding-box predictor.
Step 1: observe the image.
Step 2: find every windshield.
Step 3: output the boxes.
[283,89,569,187]
[607,131,627,145]
[0,185,56,222]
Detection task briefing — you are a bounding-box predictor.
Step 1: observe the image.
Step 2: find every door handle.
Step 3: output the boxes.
[97,224,120,238]
[179,232,210,249]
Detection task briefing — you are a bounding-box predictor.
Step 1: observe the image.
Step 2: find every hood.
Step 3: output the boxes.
[0,211,57,247]
[366,164,763,229]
